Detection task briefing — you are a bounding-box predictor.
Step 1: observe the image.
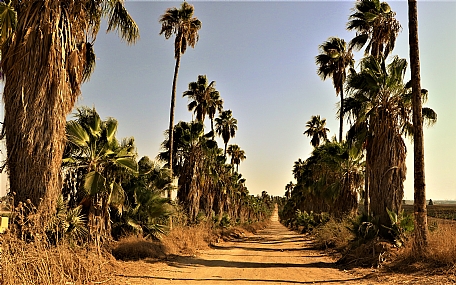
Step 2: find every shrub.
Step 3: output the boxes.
[314,217,353,249]
[111,236,167,260]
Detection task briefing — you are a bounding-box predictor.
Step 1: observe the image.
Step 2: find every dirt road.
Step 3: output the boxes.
[112,213,373,284]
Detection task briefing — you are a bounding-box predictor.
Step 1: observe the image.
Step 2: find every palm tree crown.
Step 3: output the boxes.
[183,74,223,133]
[316,37,353,142]
[159,1,202,59]
[215,110,238,157]
[347,0,401,58]
[227,144,246,173]
[303,115,330,148]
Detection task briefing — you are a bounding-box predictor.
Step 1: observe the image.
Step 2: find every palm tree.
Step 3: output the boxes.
[316,37,353,142]
[1,0,139,222]
[227,144,246,173]
[285,182,294,199]
[63,107,138,242]
[345,55,437,232]
[303,115,330,147]
[292,159,305,181]
[159,2,202,183]
[183,74,223,133]
[158,121,217,223]
[344,56,437,231]
[215,110,238,157]
[347,0,401,58]
[115,157,173,239]
[408,0,428,253]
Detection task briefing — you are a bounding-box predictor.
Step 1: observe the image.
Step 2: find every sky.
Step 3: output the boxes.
[68,0,456,199]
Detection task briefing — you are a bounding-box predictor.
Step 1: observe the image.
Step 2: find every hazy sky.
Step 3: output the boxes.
[75,0,456,199]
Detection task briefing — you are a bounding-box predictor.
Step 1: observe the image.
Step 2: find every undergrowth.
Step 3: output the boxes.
[1,234,114,285]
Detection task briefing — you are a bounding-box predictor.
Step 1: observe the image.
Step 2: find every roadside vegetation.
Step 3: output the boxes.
[0,0,449,283]
[279,0,456,273]
[0,1,275,284]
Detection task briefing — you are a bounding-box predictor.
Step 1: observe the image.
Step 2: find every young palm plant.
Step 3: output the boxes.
[115,157,173,239]
[63,107,138,243]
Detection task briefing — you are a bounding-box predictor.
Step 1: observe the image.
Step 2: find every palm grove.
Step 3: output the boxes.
[281,0,436,252]
[0,1,273,245]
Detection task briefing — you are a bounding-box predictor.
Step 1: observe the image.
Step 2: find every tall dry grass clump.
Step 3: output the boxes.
[160,223,215,256]
[1,233,115,285]
[424,219,456,265]
[111,236,168,261]
[0,199,115,284]
[313,217,353,249]
[396,218,456,270]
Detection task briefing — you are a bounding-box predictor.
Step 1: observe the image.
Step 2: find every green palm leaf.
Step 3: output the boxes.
[84,171,106,196]
[105,0,140,44]
[110,181,126,214]
[0,1,17,46]
[66,121,90,147]
[115,157,138,173]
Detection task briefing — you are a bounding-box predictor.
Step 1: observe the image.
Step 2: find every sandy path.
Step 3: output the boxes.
[111,210,373,284]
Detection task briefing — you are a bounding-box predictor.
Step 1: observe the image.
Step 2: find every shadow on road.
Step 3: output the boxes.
[115,274,369,284]
[167,257,338,269]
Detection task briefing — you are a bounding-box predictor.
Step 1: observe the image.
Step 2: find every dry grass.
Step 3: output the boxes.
[111,236,168,261]
[313,218,353,250]
[397,218,456,268]
[1,234,115,285]
[426,219,456,265]
[238,221,269,234]
[160,223,216,256]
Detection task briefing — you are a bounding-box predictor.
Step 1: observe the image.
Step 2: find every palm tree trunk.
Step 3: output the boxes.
[339,87,344,143]
[408,0,429,254]
[168,51,181,198]
[364,151,370,215]
[2,1,84,225]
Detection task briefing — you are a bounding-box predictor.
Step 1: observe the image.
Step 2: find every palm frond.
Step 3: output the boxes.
[105,0,140,44]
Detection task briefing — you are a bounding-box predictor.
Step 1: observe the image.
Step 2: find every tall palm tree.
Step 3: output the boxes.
[1,0,139,221]
[316,37,353,142]
[408,0,428,253]
[347,0,401,58]
[227,144,246,173]
[158,121,217,223]
[303,115,330,147]
[159,2,202,183]
[183,74,223,133]
[215,110,238,157]
[344,55,436,232]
